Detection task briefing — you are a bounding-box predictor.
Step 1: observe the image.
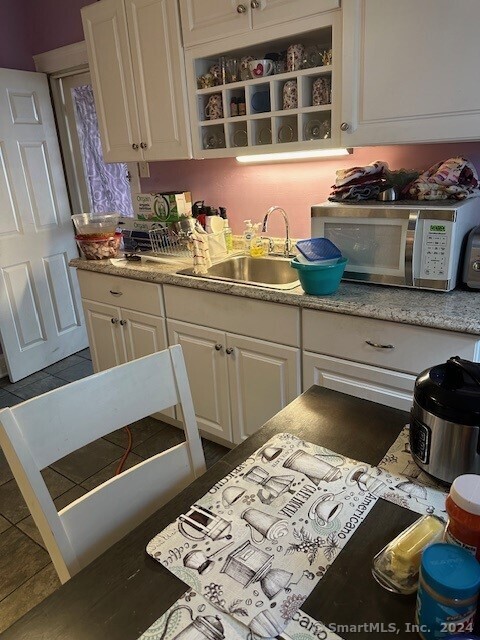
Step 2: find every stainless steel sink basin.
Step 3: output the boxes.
[177,255,300,290]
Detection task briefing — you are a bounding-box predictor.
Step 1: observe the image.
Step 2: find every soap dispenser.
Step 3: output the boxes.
[243,220,254,255]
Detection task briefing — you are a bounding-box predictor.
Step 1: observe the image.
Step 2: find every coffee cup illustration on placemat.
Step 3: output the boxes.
[308,493,343,527]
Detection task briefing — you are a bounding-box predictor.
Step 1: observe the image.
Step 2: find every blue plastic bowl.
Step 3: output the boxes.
[291,256,347,295]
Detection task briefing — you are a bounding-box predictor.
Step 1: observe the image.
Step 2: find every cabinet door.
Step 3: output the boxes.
[252,0,340,30]
[126,0,191,160]
[341,0,480,146]
[81,0,142,162]
[82,300,127,372]
[167,320,232,441]
[303,351,415,412]
[227,334,300,444]
[121,308,168,361]
[179,0,251,47]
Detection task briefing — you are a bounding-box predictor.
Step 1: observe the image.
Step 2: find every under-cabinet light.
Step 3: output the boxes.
[236,148,352,164]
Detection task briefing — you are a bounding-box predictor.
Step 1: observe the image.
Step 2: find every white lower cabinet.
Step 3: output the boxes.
[303,351,415,412]
[121,308,168,362]
[83,300,127,372]
[167,319,232,442]
[167,318,301,444]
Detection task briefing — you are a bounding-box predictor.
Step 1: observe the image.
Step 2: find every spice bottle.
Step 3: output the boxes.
[415,542,480,639]
[238,97,246,116]
[445,474,480,560]
[230,97,238,117]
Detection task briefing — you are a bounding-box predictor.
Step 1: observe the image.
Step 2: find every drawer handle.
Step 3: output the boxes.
[365,340,395,350]
[109,290,123,296]
[226,347,234,355]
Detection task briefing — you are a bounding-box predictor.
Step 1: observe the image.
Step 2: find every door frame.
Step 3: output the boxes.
[35,42,140,215]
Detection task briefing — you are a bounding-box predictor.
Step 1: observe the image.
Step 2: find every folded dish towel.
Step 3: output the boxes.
[407,156,480,200]
[329,160,388,202]
[190,227,211,274]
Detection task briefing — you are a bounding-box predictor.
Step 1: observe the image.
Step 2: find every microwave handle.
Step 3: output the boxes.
[405,211,419,287]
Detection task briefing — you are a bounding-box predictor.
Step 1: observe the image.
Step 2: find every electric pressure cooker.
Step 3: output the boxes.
[410,356,480,484]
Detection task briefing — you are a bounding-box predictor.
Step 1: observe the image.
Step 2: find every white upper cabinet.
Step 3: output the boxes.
[341,0,480,146]
[179,0,340,47]
[82,0,191,162]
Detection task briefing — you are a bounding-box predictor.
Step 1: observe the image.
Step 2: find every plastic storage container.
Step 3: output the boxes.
[445,475,480,561]
[72,212,119,236]
[372,515,445,594]
[290,256,347,295]
[76,233,122,260]
[415,543,480,639]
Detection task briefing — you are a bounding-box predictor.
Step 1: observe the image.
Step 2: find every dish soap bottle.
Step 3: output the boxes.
[223,218,233,253]
[243,220,254,255]
[250,226,266,257]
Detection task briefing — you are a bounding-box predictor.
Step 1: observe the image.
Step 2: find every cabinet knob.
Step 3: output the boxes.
[119,319,127,326]
[340,122,350,132]
[132,143,139,150]
[473,261,480,271]
[214,343,223,351]
[365,340,395,350]
[251,0,260,7]
[111,317,119,324]
[140,142,147,149]
[226,347,234,355]
[236,4,247,13]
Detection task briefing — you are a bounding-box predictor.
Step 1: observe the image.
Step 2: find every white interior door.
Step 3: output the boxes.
[0,68,87,382]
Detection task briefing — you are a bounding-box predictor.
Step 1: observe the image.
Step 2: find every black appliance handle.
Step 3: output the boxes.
[448,356,480,387]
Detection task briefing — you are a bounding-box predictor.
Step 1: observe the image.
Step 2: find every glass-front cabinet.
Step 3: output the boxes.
[183,9,342,158]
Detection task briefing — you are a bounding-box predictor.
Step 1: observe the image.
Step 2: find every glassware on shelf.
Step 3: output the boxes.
[304,118,331,140]
[278,124,294,143]
[233,129,248,147]
[226,57,240,83]
[302,45,322,69]
[257,126,272,145]
[203,130,225,150]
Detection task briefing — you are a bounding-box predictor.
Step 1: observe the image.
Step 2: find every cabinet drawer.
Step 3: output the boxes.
[164,285,300,347]
[77,271,164,316]
[303,309,479,375]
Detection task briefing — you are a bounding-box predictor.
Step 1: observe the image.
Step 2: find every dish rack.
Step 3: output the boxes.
[146,227,193,263]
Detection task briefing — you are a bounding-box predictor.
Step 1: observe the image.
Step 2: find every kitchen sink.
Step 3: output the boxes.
[177,255,300,290]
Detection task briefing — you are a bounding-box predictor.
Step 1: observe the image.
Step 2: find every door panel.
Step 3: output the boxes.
[179,0,251,47]
[126,0,191,159]
[82,300,126,373]
[168,319,231,441]
[227,334,300,443]
[303,351,415,412]
[82,0,142,162]
[252,0,339,30]
[0,68,87,382]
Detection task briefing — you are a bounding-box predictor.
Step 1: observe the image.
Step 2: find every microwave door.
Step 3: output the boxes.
[320,217,411,285]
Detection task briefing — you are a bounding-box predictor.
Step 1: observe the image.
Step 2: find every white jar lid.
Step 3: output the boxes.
[451,474,480,515]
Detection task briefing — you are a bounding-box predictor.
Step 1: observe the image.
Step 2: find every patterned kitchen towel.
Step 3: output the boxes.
[146,433,446,638]
[137,588,342,640]
[190,227,211,274]
[407,156,480,200]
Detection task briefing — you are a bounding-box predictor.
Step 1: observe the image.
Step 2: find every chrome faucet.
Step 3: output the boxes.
[261,206,292,257]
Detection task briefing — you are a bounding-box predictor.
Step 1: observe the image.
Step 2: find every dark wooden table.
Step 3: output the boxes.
[0,387,461,640]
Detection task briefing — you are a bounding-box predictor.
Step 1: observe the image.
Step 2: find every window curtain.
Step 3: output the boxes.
[72,85,134,217]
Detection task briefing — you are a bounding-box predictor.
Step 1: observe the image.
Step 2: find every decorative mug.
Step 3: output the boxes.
[209,63,222,86]
[204,94,223,120]
[249,59,274,78]
[240,56,254,81]
[287,44,305,72]
[282,80,298,110]
[312,76,332,106]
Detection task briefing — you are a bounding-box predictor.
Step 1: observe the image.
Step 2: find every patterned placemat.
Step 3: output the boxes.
[145,433,447,638]
[138,588,342,640]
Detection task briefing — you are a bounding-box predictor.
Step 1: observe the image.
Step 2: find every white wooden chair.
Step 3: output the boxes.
[0,345,206,583]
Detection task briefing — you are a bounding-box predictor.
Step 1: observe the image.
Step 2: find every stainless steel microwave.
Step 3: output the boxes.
[311,200,480,291]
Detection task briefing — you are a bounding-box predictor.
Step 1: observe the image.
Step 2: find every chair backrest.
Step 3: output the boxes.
[0,345,205,583]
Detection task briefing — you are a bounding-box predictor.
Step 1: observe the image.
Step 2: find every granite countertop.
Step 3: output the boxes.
[70,257,480,336]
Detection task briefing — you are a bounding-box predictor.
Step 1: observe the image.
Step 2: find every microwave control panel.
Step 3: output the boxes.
[419,221,452,279]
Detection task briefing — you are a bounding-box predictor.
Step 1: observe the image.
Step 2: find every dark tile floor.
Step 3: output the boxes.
[0,349,228,633]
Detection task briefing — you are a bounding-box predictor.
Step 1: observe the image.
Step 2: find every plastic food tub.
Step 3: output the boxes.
[290,256,347,295]
[76,233,122,260]
[72,212,119,236]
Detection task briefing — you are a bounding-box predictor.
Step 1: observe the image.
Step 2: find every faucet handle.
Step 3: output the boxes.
[260,236,275,254]
[284,238,294,257]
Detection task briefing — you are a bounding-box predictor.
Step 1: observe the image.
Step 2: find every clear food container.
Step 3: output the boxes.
[76,233,122,260]
[372,514,445,594]
[72,212,119,236]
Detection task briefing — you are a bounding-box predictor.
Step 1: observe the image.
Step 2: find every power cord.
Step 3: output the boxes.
[115,426,133,475]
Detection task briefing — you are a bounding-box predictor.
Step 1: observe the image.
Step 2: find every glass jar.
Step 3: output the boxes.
[445,475,480,561]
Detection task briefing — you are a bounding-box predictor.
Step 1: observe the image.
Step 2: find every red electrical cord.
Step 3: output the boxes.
[115,426,133,475]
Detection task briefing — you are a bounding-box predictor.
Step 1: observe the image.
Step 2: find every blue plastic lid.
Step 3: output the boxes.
[296,238,341,262]
[421,543,480,600]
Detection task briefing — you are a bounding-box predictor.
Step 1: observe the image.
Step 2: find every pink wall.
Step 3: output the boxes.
[141,142,480,238]
[0,0,34,71]
[24,0,91,55]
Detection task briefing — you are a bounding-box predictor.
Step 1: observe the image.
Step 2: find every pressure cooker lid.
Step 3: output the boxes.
[414,356,480,425]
